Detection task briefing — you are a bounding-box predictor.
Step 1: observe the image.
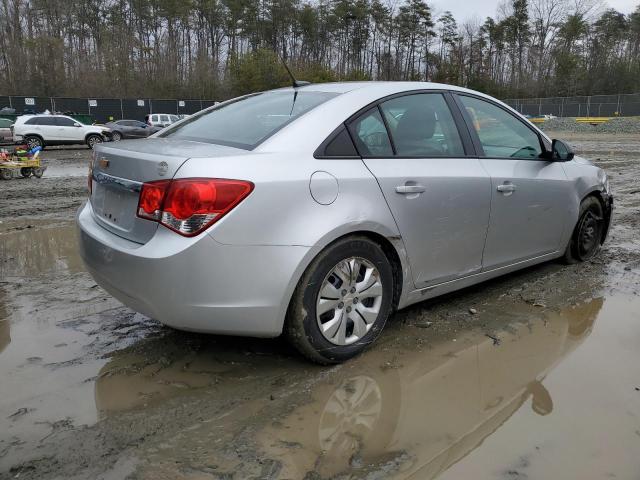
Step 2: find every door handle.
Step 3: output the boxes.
[496,183,516,194]
[395,185,426,194]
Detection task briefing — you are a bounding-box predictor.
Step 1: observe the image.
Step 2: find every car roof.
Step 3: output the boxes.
[258,81,524,152]
[275,81,482,96]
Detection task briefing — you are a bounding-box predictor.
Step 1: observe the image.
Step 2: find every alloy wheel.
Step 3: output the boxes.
[26,137,41,149]
[316,257,383,346]
[88,136,103,148]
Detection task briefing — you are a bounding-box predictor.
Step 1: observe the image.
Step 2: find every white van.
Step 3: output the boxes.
[145,114,180,128]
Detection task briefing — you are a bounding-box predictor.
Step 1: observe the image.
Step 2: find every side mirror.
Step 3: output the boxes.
[74,123,81,127]
[551,139,574,161]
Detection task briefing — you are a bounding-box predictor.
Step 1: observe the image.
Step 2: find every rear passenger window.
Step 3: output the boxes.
[348,108,393,157]
[379,94,464,157]
[55,117,76,127]
[25,117,40,125]
[459,95,543,159]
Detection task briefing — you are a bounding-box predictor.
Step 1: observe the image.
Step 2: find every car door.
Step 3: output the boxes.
[37,116,59,141]
[131,121,149,137]
[356,92,492,289]
[454,94,573,269]
[55,116,83,141]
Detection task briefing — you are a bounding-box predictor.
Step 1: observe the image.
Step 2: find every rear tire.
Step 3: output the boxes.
[285,236,394,364]
[86,134,103,149]
[24,135,43,150]
[0,169,12,180]
[33,167,44,178]
[563,196,605,264]
[20,167,33,178]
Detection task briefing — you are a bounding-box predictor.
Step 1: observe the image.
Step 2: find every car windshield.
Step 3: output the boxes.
[160,90,339,149]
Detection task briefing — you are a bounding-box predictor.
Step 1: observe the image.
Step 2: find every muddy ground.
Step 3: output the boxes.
[1,135,639,480]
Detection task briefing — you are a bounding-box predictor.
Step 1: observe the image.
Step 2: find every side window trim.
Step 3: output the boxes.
[376,104,397,155]
[443,92,477,156]
[452,92,549,160]
[346,106,394,159]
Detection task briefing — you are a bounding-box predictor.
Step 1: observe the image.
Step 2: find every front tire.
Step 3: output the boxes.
[20,167,33,178]
[285,236,394,364]
[563,196,605,263]
[86,134,103,149]
[111,131,122,141]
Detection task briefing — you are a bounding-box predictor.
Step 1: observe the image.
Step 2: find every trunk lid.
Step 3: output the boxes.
[90,138,246,244]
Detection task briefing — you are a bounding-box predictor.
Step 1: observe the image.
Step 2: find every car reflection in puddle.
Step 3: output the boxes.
[93,298,601,479]
[0,289,9,354]
[253,299,601,479]
[0,320,9,355]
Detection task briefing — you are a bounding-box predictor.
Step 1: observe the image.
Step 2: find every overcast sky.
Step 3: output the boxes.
[430,0,638,23]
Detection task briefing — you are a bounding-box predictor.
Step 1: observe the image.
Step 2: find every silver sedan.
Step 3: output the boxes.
[77,82,613,363]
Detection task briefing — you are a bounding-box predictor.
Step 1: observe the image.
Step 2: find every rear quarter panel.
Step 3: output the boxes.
[177,153,402,248]
[176,153,411,325]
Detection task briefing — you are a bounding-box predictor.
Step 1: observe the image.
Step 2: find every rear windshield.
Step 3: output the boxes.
[160,90,339,149]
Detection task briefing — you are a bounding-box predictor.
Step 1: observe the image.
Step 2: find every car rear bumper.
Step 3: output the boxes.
[77,202,310,337]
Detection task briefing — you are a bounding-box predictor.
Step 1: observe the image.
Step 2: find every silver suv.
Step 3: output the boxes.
[12,115,111,149]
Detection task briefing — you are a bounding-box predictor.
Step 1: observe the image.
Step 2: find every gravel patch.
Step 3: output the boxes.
[539,116,640,134]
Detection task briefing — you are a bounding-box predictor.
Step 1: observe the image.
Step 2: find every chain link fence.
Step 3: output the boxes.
[3,93,639,121]
[0,96,218,123]
[504,93,640,117]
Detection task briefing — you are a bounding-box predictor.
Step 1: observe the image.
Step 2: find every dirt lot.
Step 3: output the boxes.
[1,135,640,480]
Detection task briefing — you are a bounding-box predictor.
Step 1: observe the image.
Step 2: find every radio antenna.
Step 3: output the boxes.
[280,56,310,89]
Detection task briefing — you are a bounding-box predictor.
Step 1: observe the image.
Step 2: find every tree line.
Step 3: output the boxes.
[1,0,639,101]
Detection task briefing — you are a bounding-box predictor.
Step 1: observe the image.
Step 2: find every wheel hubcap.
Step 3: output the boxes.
[89,136,102,146]
[27,138,39,149]
[316,257,383,346]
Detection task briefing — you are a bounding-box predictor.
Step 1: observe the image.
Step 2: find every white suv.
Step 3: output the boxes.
[12,115,112,149]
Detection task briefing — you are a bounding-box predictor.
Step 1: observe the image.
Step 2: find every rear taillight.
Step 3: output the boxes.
[137,178,253,237]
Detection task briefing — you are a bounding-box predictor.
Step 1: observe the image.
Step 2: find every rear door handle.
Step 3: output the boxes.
[395,185,426,194]
[496,183,516,194]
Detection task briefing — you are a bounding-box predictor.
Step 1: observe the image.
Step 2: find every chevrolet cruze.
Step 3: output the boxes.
[77,82,612,363]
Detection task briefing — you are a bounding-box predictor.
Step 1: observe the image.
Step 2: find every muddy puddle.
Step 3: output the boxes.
[2,131,640,479]
[1,223,639,479]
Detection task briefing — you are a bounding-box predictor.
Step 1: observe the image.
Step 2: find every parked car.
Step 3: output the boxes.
[78,82,613,364]
[105,120,162,141]
[0,118,14,143]
[145,113,180,128]
[12,115,111,149]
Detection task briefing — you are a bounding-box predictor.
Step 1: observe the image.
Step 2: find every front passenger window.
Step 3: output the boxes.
[459,95,543,159]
